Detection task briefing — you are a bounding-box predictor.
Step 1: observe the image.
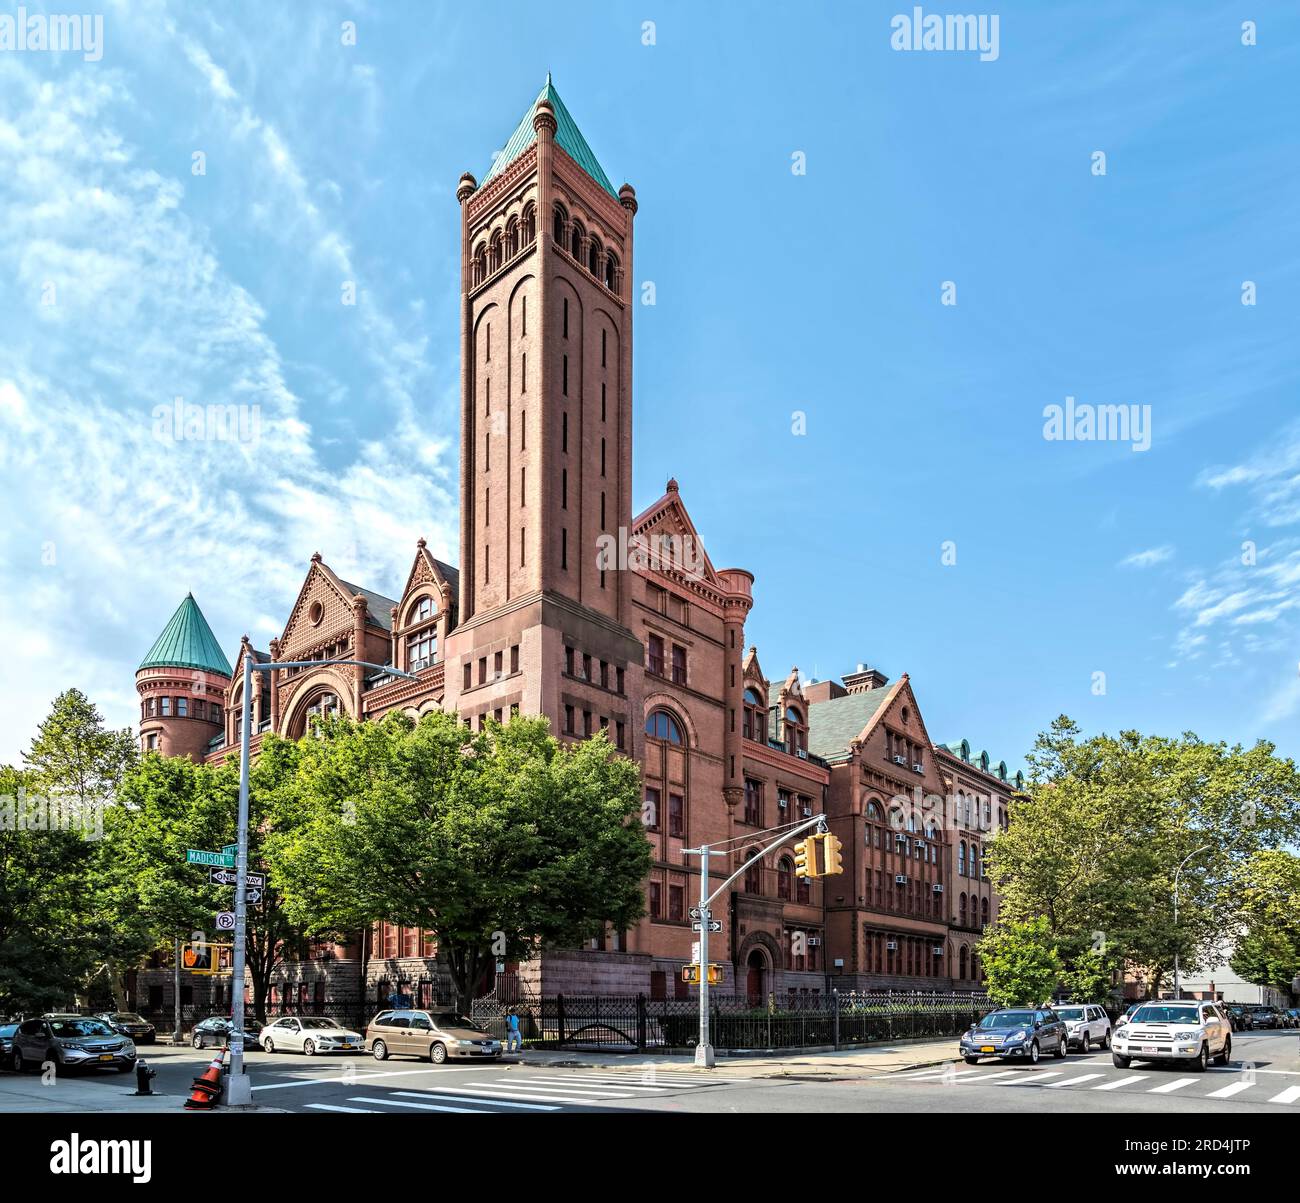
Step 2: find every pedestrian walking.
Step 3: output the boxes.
[506,1009,522,1053]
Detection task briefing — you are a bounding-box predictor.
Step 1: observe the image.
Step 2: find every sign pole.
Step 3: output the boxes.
[695,848,714,1068]
[172,935,182,1044]
[225,652,254,1106]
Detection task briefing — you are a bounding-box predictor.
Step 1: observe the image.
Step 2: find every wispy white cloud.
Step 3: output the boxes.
[1120,545,1174,568]
[1198,419,1300,528]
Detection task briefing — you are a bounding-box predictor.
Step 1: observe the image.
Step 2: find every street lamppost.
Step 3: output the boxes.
[1172,844,1213,1003]
[224,655,415,1107]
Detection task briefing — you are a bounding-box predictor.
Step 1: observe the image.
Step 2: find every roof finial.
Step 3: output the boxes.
[546,70,552,87]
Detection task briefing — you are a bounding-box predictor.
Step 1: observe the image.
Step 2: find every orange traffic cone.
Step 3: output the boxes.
[183,1048,227,1110]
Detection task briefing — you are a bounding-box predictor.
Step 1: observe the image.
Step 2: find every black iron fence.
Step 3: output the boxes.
[471,989,990,1052]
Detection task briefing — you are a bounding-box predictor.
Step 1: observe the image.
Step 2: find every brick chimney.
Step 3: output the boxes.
[841,662,889,693]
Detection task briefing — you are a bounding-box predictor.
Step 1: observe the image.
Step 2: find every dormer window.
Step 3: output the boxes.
[784,706,806,757]
[406,629,437,672]
[743,688,765,742]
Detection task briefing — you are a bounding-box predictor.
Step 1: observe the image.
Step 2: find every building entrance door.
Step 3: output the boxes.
[746,950,766,1006]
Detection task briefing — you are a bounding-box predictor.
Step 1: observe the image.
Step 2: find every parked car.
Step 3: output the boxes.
[1283,1008,1300,1029]
[1248,1005,1281,1029]
[364,1009,502,1064]
[11,1016,136,1074]
[95,1012,156,1044]
[1111,1001,1231,1072]
[259,1016,364,1055]
[0,1023,17,1064]
[1224,1004,1253,1031]
[1113,1002,1144,1029]
[190,1016,262,1050]
[1055,1003,1112,1052]
[959,1007,1070,1066]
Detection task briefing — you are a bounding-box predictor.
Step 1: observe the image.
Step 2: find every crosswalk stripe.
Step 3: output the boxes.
[521,1076,668,1092]
[391,1091,558,1112]
[576,1071,735,1083]
[306,1103,378,1113]
[1094,1075,1148,1091]
[1048,1074,1104,1088]
[481,1079,633,1096]
[1267,1085,1300,1105]
[901,1068,977,1080]
[964,1070,1024,1082]
[1147,1078,1198,1094]
[1205,1082,1254,1100]
[1000,1071,1063,1085]
[350,1096,490,1114]
[426,1084,632,1105]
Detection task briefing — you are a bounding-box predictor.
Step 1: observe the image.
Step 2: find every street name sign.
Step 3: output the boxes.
[187,849,235,868]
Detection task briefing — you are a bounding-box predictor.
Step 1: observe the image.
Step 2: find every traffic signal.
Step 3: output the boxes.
[706,964,723,986]
[821,832,844,876]
[794,838,818,879]
[681,964,701,984]
[182,943,211,971]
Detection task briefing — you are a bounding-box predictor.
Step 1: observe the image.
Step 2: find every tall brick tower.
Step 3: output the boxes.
[444,76,643,746]
[136,593,232,761]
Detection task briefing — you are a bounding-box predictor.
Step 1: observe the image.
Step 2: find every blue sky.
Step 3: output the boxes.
[1,0,1297,768]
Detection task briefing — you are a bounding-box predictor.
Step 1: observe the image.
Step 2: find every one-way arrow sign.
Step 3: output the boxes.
[689,907,711,921]
[208,868,267,890]
[244,888,264,905]
[692,921,723,933]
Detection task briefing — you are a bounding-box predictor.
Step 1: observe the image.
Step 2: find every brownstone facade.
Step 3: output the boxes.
[132,79,1022,1008]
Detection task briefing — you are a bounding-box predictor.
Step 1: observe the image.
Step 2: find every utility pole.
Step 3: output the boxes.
[172,935,182,1044]
[684,814,839,1069]
[223,655,414,1107]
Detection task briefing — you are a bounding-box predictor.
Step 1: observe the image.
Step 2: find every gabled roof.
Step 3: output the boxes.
[480,74,617,198]
[337,579,400,633]
[806,686,895,760]
[139,594,233,677]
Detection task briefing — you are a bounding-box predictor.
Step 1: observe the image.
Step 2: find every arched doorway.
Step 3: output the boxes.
[745,949,767,1006]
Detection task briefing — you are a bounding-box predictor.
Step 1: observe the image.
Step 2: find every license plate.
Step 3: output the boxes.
[981,1046,995,1053]
[1141,1045,1158,1053]
[98,1054,114,1061]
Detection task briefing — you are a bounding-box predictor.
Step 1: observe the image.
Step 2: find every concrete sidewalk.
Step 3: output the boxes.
[513,1036,958,1080]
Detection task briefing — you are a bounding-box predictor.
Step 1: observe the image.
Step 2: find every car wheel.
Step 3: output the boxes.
[303,1040,316,1056]
[1191,1043,1209,1073]
[1112,1052,1130,1068]
[430,1042,447,1065]
[262,1038,275,1055]
[963,1056,980,1065]
[371,1040,388,1062]
[1028,1040,1040,1065]
[1054,1035,1067,1059]
[12,1049,24,1074]
[1101,1029,1110,1049]
[191,1034,204,1049]
[1079,1033,1089,1054]
[1215,1036,1231,1067]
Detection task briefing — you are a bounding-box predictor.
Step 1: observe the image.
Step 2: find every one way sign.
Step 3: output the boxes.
[208,868,266,890]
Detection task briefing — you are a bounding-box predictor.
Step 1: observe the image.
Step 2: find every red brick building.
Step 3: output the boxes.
[133,78,1020,1010]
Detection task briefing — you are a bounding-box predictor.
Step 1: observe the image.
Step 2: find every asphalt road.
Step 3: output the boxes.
[2,1030,1297,1114]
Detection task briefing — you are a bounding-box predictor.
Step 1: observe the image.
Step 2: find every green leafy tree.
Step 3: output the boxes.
[1229,850,1300,995]
[986,716,1300,997]
[978,918,1063,1008]
[272,711,650,1010]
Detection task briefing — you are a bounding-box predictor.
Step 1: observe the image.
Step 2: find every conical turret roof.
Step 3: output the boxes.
[138,594,233,676]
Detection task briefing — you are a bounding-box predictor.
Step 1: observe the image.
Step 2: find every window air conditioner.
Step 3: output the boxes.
[932,883,944,893]
[893,755,907,765]
[886,941,898,951]
[912,763,924,773]
[801,807,813,818]
[795,748,808,760]
[933,946,944,956]
[894,874,908,885]
[807,937,821,947]
[778,797,788,808]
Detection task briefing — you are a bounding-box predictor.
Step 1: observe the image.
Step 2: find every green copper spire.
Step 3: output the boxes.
[138,593,233,676]
[480,75,617,197]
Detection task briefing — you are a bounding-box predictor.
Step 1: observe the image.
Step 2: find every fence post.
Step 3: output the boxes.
[636,994,647,1051]
[557,993,566,1046]
[833,989,840,1050]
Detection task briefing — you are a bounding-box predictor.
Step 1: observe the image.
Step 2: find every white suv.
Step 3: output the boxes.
[1056,1003,1112,1052]
[1112,1001,1231,1072]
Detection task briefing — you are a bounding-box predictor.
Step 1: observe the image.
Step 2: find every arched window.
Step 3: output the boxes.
[980,897,989,929]
[783,706,806,756]
[866,801,881,821]
[489,232,503,274]
[588,236,601,277]
[522,204,536,246]
[777,857,792,901]
[744,851,761,894]
[959,945,968,979]
[604,250,618,291]
[958,840,967,876]
[645,709,683,744]
[472,244,487,286]
[796,867,810,905]
[971,953,981,981]
[506,219,519,259]
[553,205,567,245]
[743,687,765,742]
[959,892,967,925]
[570,220,584,261]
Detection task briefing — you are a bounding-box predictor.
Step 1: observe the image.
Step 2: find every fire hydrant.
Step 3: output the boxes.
[133,1059,157,1096]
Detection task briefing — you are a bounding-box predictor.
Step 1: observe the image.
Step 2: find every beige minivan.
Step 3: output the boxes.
[364,1009,502,1064]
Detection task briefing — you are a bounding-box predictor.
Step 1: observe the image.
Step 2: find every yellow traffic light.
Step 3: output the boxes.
[681,964,700,984]
[821,832,844,875]
[794,838,818,879]
[706,964,723,986]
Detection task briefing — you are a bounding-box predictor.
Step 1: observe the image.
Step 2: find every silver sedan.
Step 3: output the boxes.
[258,1016,365,1055]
